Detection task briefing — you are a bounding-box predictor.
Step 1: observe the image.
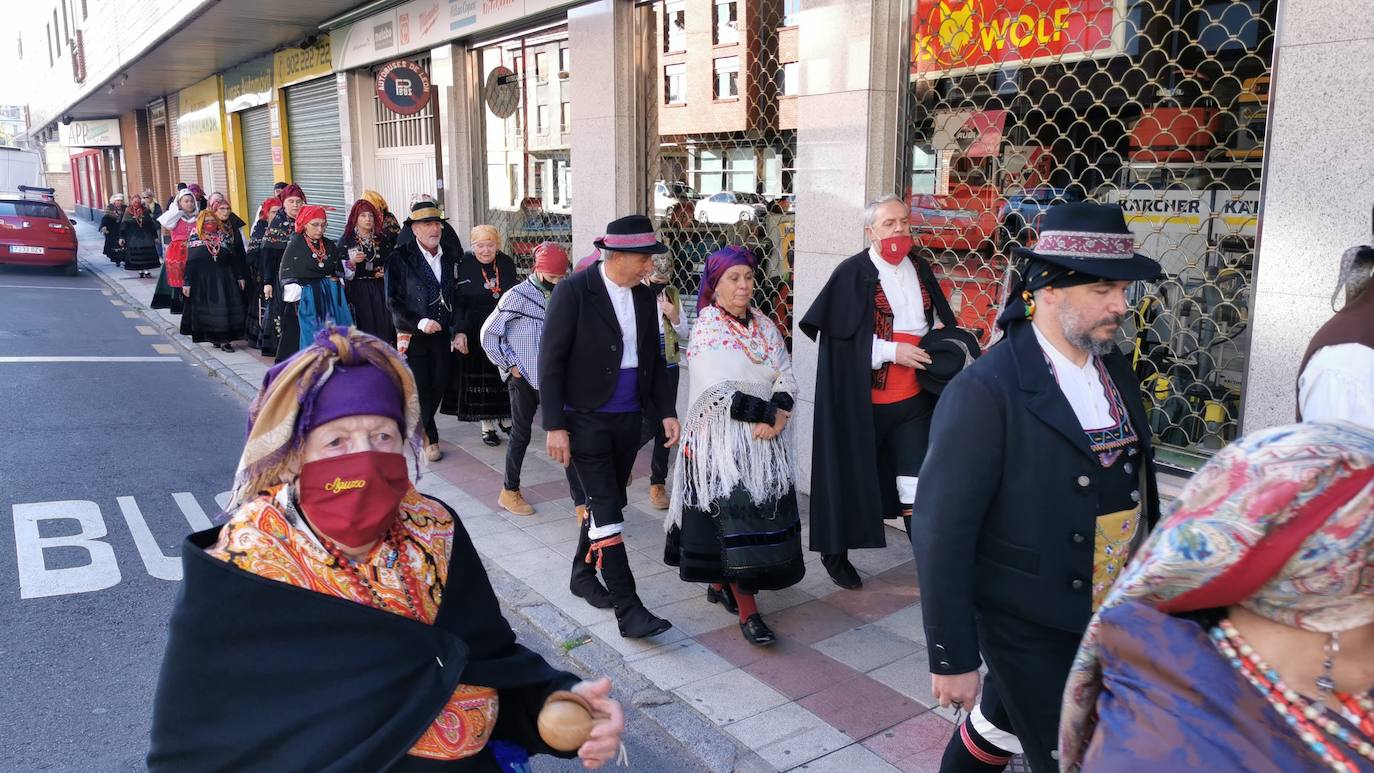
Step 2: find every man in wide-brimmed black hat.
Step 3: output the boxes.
[912,201,1163,772]
[538,214,680,639]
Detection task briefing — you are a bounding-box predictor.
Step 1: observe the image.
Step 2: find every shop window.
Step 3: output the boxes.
[713,56,739,100]
[782,0,800,27]
[780,62,798,97]
[664,1,686,53]
[1198,1,1261,53]
[713,0,739,46]
[535,51,549,83]
[664,64,686,105]
[560,102,571,133]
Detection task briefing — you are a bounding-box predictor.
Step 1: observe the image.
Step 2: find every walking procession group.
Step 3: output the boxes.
[139,179,1374,772]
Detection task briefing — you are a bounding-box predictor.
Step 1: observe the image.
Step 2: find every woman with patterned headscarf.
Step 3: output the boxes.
[442,224,517,446]
[361,189,401,247]
[148,326,627,772]
[244,197,282,353]
[152,188,199,314]
[1059,421,1374,772]
[261,184,308,359]
[338,198,396,345]
[178,210,247,351]
[119,197,160,278]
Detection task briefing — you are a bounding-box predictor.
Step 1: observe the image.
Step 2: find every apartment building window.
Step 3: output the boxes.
[560,101,571,132]
[536,104,549,134]
[713,56,739,100]
[46,24,52,66]
[782,0,801,26]
[558,46,570,75]
[713,0,739,45]
[664,63,686,105]
[81,0,86,19]
[513,104,522,134]
[52,10,60,56]
[664,0,686,53]
[535,51,549,82]
[780,62,799,96]
[61,1,69,43]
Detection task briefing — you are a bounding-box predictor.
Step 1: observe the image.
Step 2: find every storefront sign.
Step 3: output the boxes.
[59,118,121,147]
[376,59,433,115]
[332,0,576,71]
[274,38,334,88]
[176,76,225,156]
[910,0,1125,78]
[223,56,274,112]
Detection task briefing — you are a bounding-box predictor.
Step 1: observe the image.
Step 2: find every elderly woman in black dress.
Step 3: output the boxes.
[442,224,517,446]
[339,198,396,345]
[119,198,161,278]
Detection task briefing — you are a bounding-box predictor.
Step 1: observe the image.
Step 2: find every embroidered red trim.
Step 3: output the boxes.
[1033,230,1136,260]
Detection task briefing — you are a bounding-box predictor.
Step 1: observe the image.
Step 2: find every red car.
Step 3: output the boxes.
[0,187,79,275]
[910,190,998,254]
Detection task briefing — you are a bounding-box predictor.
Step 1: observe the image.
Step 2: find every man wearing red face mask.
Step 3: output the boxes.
[148,326,627,772]
[799,194,960,589]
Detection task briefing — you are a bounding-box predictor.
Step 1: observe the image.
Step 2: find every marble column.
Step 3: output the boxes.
[438,42,478,237]
[568,0,649,255]
[790,0,905,492]
[1242,0,1374,432]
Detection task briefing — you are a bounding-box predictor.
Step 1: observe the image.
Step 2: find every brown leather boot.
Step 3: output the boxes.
[648,483,669,510]
[499,488,535,516]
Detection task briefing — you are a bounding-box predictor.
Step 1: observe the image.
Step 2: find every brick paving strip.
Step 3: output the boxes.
[77,222,1045,772]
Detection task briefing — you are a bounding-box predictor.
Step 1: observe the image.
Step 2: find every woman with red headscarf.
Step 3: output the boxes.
[179,211,248,351]
[261,183,307,358]
[275,205,351,363]
[245,197,282,352]
[338,198,396,345]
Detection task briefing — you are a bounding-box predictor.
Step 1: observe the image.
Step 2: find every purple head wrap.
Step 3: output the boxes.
[697,245,758,310]
[257,329,407,442]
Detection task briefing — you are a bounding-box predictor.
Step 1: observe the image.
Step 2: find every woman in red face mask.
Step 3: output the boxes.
[148,326,627,772]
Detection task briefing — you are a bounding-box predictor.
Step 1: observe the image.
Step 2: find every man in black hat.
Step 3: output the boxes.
[799,194,959,589]
[385,201,463,462]
[913,201,1162,773]
[539,214,680,639]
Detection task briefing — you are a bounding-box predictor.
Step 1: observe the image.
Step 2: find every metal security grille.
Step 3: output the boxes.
[286,76,347,240]
[474,28,573,276]
[902,0,1274,469]
[241,104,276,215]
[374,56,435,149]
[643,0,797,342]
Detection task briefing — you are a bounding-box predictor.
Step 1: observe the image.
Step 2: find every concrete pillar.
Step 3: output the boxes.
[443,41,480,238]
[789,0,905,491]
[1242,1,1374,432]
[568,0,648,255]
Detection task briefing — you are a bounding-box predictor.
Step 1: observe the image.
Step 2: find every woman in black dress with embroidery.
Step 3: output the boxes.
[441,224,516,445]
[260,185,306,359]
[119,198,161,277]
[179,211,247,351]
[243,198,281,352]
[338,199,396,345]
[99,194,126,265]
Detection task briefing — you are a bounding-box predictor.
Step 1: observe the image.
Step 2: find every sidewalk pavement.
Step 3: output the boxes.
[77,221,992,772]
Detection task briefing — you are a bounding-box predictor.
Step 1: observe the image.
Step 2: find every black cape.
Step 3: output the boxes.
[798,249,955,553]
[148,499,579,772]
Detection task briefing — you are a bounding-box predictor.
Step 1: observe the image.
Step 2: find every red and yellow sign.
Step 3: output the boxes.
[911,0,1124,78]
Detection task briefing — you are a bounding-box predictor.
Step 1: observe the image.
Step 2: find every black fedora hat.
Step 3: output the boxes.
[594,214,669,255]
[916,326,982,395]
[1012,202,1161,282]
[404,200,447,224]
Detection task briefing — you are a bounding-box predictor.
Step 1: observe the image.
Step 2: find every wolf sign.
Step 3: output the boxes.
[910,0,1127,78]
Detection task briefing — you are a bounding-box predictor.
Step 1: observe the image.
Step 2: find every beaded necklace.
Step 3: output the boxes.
[718,306,769,365]
[306,236,328,269]
[1211,619,1374,771]
[478,261,501,298]
[322,521,430,623]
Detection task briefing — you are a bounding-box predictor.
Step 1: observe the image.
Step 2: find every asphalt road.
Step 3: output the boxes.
[0,259,704,772]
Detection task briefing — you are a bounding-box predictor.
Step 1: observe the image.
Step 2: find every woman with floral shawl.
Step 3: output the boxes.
[1059,421,1374,772]
[119,198,160,277]
[276,204,351,363]
[664,246,804,647]
[152,188,199,314]
[338,198,396,345]
[178,211,247,351]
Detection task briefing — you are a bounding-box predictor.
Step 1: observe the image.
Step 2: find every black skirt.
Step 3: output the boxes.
[150,264,184,314]
[346,277,395,346]
[180,259,246,344]
[123,242,160,271]
[665,484,806,594]
[441,347,511,421]
[275,299,300,363]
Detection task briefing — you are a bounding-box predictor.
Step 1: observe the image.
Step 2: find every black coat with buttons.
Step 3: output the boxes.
[911,320,1160,675]
[538,260,678,432]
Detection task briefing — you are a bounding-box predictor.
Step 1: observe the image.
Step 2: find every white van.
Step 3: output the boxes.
[0,146,44,194]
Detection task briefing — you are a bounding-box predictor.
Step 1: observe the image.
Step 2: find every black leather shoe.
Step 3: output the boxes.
[739,614,776,647]
[482,430,500,446]
[616,603,673,639]
[706,584,738,615]
[500,423,512,435]
[822,553,863,590]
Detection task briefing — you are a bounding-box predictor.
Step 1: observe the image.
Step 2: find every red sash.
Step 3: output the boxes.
[872,332,922,404]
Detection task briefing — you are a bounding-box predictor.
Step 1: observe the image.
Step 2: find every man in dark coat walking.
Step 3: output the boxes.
[913,202,1163,773]
[799,195,958,589]
[539,214,680,639]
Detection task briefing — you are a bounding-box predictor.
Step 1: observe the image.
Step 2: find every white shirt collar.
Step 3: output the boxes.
[599,261,631,295]
[1032,321,1094,376]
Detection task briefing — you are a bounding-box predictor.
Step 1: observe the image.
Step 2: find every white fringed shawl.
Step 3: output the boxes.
[667,305,799,528]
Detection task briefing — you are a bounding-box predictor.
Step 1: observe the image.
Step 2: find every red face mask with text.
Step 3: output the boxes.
[297,450,411,548]
[877,235,915,265]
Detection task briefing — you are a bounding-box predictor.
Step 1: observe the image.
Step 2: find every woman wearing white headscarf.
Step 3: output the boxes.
[152,189,199,314]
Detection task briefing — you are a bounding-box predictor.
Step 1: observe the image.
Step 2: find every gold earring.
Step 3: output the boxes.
[1022,289,1036,319]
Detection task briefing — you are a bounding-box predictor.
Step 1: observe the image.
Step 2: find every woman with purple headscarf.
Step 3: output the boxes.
[663,246,804,646]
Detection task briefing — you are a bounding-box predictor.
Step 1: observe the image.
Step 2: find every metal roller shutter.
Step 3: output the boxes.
[240,105,275,215]
[286,76,346,240]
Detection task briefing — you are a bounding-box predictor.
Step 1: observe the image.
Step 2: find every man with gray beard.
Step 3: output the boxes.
[911,202,1163,773]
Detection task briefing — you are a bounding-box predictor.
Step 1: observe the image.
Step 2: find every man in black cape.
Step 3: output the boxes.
[913,202,1163,772]
[799,195,957,589]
